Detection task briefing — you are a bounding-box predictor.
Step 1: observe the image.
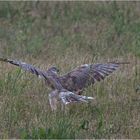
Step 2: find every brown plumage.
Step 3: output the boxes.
[59,63,128,94]
[0,57,129,110]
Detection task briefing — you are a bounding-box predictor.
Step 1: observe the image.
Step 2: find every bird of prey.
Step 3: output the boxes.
[0,57,128,110]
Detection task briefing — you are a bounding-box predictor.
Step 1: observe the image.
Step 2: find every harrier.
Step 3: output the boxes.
[0,57,128,110]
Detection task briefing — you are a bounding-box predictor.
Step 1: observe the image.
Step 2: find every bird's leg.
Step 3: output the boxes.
[49,95,57,111]
[61,102,65,111]
[60,102,69,114]
[49,90,58,111]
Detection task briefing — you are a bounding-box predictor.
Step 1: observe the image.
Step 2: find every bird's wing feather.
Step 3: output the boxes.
[0,57,66,90]
[59,62,128,93]
[0,57,48,79]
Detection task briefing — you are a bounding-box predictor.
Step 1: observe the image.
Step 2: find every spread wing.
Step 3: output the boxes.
[59,62,128,94]
[0,57,64,90]
[0,57,48,79]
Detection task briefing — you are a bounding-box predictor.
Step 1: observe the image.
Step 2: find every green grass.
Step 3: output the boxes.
[0,1,140,139]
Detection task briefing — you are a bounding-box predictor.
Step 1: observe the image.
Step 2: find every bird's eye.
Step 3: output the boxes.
[56,69,59,73]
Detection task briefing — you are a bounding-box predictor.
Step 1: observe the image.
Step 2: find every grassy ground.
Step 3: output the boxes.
[0,1,140,139]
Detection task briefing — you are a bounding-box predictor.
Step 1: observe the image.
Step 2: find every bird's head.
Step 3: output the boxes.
[47,66,59,75]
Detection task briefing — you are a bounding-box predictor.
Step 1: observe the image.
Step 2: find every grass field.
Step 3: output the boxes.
[0,1,140,139]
